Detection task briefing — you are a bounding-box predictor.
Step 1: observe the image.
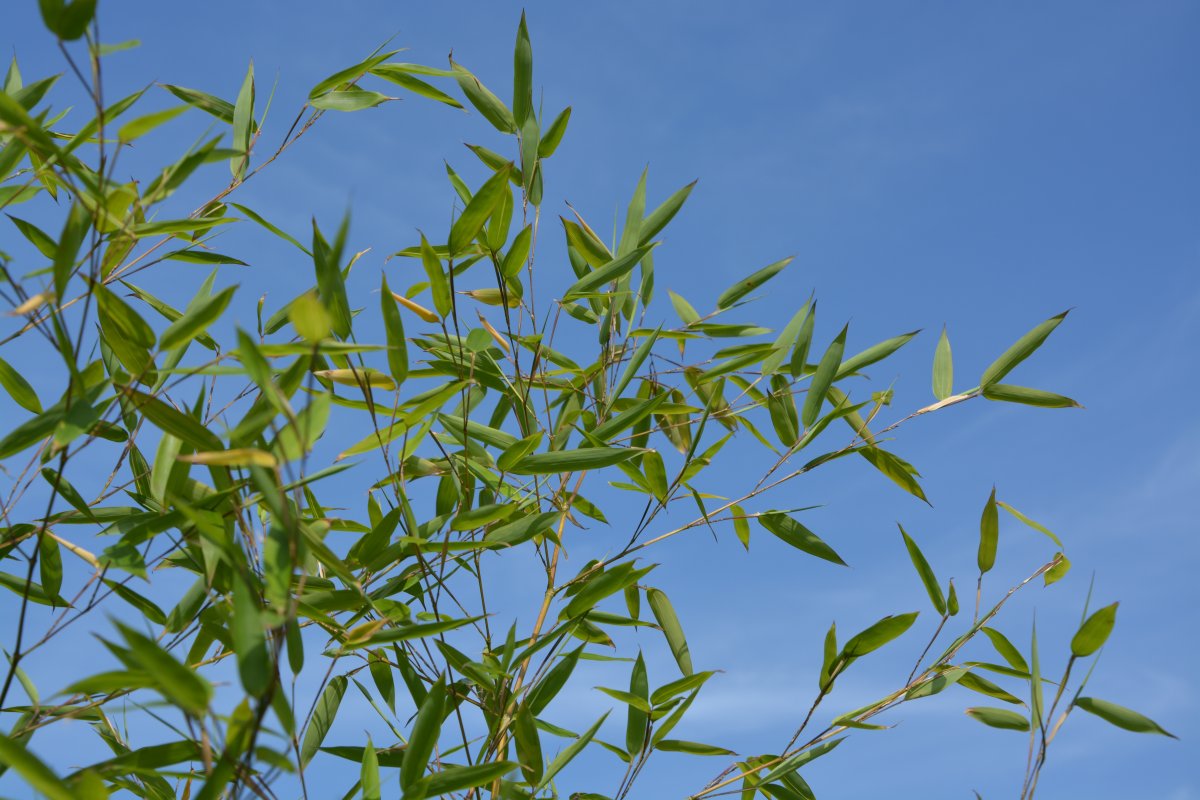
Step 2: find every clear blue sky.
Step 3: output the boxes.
[2,2,1197,798]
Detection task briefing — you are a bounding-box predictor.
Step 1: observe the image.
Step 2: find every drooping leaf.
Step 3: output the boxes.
[758,512,845,566]
[1074,697,1176,738]
[899,525,945,615]
[647,587,693,676]
[965,706,1030,732]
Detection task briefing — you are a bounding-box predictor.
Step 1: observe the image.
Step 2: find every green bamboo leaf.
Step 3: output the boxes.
[801,324,847,427]
[309,89,392,111]
[563,563,655,620]
[841,612,918,657]
[978,487,999,575]
[162,83,234,122]
[41,467,96,523]
[116,622,211,715]
[758,511,846,566]
[312,215,352,338]
[1030,620,1044,725]
[380,274,409,386]
[899,524,945,615]
[981,383,1082,409]
[639,180,697,245]
[361,739,381,800]
[536,712,608,791]
[981,628,1028,672]
[980,310,1069,388]
[452,60,516,133]
[0,355,42,413]
[766,374,799,447]
[965,706,1030,732]
[231,574,270,697]
[932,326,953,400]
[996,501,1063,547]
[120,387,223,451]
[449,164,513,256]
[858,447,928,503]
[668,290,701,327]
[37,533,62,599]
[835,330,919,380]
[510,446,643,475]
[39,0,97,40]
[650,671,716,706]
[626,652,650,755]
[1071,602,1118,657]
[117,103,188,141]
[528,646,584,716]
[423,762,518,796]
[513,12,533,126]
[0,733,74,800]
[343,617,481,650]
[958,671,1024,705]
[1045,552,1071,586]
[609,327,659,408]
[789,300,818,379]
[53,201,90,300]
[369,65,463,108]
[513,702,544,784]
[716,256,793,309]
[539,106,572,158]
[231,59,254,179]
[159,285,236,351]
[647,587,693,675]
[502,223,533,278]
[301,675,347,766]
[563,244,656,300]
[654,739,735,756]
[401,676,446,791]
[0,572,69,607]
[1074,697,1176,737]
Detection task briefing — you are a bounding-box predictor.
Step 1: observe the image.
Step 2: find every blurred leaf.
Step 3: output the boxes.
[965,706,1030,732]
[0,356,42,413]
[982,383,1081,408]
[1074,697,1176,737]
[1071,602,1118,657]
[0,733,74,800]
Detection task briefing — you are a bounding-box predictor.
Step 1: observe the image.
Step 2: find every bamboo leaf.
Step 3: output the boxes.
[932,326,953,400]
[1071,602,1118,657]
[980,310,1069,388]
[716,256,793,309]
[965,706,1030,732]
[758,511,846,566]
[801,324,847,427]
[647,587,693,675]
[1074,697,1176,737]
[978,487,999,575]
[899,524,945,615]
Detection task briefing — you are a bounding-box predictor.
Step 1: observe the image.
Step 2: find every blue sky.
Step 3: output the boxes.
[2,2,1197,798]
